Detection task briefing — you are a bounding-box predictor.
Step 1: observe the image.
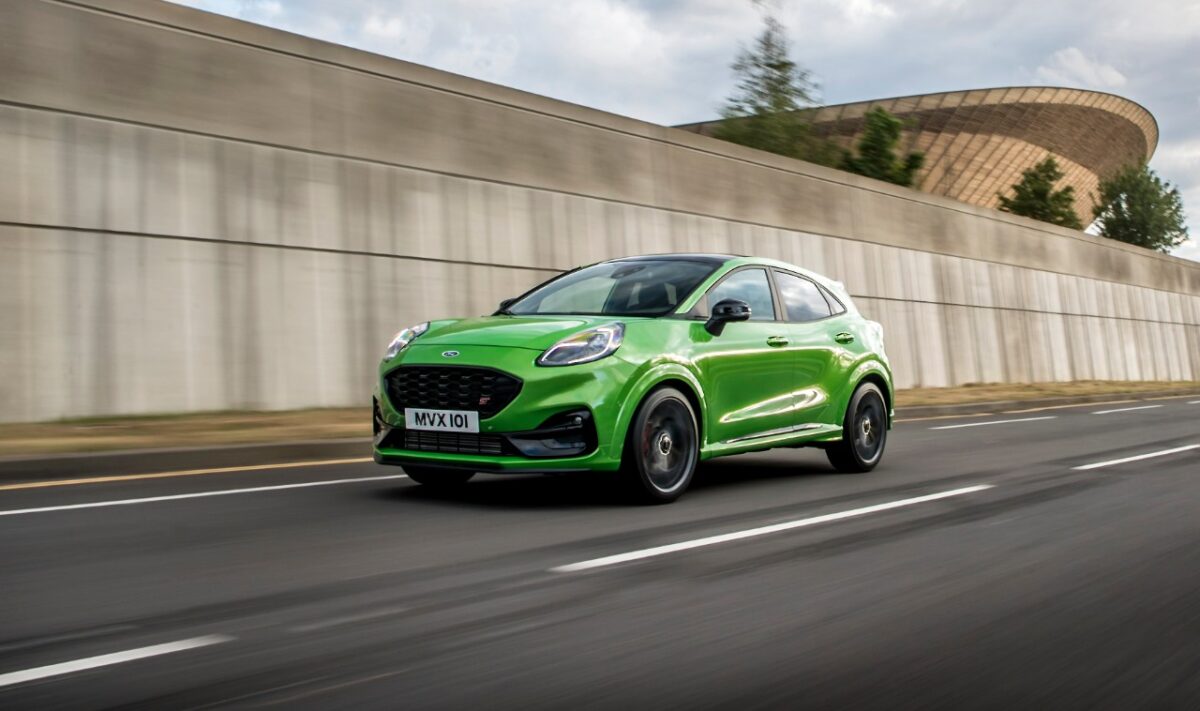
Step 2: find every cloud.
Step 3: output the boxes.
[1174,239,1200,262]
[840,0,897,25]
[1142,145,1197,263]
[438,27,520,77]
[362,15,405,39]
[1155,140,1200,262]
[1035,47,1127,89]
[360,13,434,57]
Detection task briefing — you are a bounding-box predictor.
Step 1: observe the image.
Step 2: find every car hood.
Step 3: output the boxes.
[419,315,631,351]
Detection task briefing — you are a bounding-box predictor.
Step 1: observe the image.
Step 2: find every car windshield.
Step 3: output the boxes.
[507,259,720,317]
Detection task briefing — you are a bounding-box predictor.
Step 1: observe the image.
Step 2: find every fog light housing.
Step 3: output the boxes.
[373,397,391,446]
[507,410,597,458]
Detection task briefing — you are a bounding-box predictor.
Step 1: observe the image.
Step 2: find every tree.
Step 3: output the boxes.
[1092,164,1189,253]
[996,156,1083,230]
[840,108,925,187]
[714,14,834,163]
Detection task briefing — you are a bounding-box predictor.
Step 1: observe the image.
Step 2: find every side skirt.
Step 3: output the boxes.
[700,423,843,459]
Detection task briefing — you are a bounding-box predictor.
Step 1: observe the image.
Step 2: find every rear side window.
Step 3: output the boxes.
[706,268,775,321]
[775,271,832,322]
[821,285,847,316]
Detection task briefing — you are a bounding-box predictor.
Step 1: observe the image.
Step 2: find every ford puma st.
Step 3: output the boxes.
[373,254,893,503]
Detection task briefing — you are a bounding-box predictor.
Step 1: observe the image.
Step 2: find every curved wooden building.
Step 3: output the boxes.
[678,87,1158,226]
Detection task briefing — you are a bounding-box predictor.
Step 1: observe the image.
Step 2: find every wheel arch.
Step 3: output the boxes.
[610,364,708,457]
[648,377,704,445]
[852,369,894,428]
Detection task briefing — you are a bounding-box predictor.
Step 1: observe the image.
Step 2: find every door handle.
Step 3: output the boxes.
[766,336,789,347]
[834,332,855,344]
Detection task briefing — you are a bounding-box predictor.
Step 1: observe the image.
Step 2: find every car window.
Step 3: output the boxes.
[535,276,612,314]
[820,285,847,316]
[776,271,832,322]
[706,268,775,321]
[510,259,718,317]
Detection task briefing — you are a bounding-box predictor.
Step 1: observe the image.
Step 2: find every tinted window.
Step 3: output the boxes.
[821,285,847,315]
[776,271,832,322]
[706,268,775,321]
[508,259,717,317]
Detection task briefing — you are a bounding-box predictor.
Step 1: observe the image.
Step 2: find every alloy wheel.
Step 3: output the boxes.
[853,393,886,464]
[639,397,697,494]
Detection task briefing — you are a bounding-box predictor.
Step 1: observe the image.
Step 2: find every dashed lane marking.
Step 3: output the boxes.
[1072,445,1199,471]
[0,475,408,517]
[551,485,994,573]
[928,416,1056,430]
[0,635,233,688]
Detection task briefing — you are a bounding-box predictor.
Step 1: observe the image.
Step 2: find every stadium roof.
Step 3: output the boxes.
[677,87,1158,226]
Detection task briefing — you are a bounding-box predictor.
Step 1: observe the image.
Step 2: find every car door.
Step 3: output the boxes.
[689,267,798,445]
[772,269,844,426]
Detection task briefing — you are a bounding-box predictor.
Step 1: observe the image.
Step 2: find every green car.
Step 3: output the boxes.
[374,254,893,502]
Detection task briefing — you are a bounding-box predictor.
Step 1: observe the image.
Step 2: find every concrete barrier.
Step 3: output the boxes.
[1,0,1198,422]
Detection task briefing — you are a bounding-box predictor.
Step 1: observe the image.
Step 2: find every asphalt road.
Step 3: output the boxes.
[2,397,1199,709]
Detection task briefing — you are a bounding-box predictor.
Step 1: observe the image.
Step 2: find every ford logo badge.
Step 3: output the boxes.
[442,350,460,358]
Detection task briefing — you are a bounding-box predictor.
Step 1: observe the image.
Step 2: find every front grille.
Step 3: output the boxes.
[403,429,515,456]
[385,366,522,419]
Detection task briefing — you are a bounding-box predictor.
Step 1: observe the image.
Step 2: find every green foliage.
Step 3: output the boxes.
[714,15,833,163]
[996,157,1083,230]
[1092,164,1189,253]
[839,108,925,187]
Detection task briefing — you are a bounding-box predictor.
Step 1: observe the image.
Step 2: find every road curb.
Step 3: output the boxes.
[0,438,373,483]
[895,389,1200,420]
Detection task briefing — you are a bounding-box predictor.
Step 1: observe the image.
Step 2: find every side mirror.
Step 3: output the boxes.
[705,298,751,336]
[496,297,517,315]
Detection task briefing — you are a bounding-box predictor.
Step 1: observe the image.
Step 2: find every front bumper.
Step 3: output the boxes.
[373,450,606,474]
[372,344,631,473]
[374,401,614,472]
[374,441,618,474]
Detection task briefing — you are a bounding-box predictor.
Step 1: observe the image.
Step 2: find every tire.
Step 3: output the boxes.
[826,382,888,473]
[403,466,475,487]
[619,387,700,504]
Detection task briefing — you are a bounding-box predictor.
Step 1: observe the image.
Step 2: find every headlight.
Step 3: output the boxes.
[383,322,429,360]
[537,322,624,367]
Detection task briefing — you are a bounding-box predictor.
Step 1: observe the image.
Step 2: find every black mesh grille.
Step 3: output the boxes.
[403,430,515,456]
[385,366,522,419]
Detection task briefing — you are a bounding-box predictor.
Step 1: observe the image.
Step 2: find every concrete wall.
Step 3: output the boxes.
[1,0,1198,422]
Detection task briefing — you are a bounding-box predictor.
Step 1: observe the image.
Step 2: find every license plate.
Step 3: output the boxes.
[404,408,480,433]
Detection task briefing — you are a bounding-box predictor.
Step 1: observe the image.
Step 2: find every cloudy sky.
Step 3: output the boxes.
[171,0,1200,261]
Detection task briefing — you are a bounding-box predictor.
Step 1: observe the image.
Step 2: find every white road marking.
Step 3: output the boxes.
[0,635,233,688]
[1072,444,1200,471]
[551,485,994,573]
[0,475,408,518]
[1092,405,1164,415]
[929,416,1056,430]
[1189,401,1200,405]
